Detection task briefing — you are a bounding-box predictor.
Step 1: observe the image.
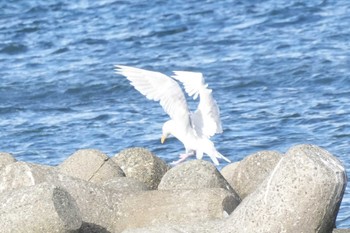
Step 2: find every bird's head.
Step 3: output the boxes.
[161,120,173,144]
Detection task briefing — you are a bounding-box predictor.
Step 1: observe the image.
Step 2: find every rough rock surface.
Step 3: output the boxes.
[158,160,240,200]
[59,149,125,183]
[0,152,16,170]
[0,145,347,233]
[0,161,122,232]
[115,188,236,232]
[0,161,57,192]
[112,147,169,189]
[122,221,222,233]
[0,183,82,233]
[333,230,350,233]
[123,144,347,233]
[226,144,346,233]
[221,150,282,199]
[103,177,149,192]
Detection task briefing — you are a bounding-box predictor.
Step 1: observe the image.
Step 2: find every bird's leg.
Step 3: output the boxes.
[179,153,190,159]
[171,151,194,165]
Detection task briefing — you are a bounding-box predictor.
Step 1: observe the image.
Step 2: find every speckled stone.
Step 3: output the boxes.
[121,221,223,233]
[221,150,282,199]
[0,152,16,170]
[123,144,347,233]
[0,161,125,232]
[103,177,149,192]
[226,144,347,233]
[158,160,240,201]
[0,183,82,233]
[115,188,236,232]
[112,147,169,189]
[59,149,125,183]
[0,161,57,192]
[333,229,350,233]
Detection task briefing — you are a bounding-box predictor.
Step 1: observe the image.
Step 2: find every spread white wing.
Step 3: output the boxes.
[115,65,191,126]
[172,71,223,138]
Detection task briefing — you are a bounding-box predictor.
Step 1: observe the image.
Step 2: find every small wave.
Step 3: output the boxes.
[147,26,188,38]
[79,38,109,45]
[16,26,39,33]
[52,47,69,54]
[0,43,28,55]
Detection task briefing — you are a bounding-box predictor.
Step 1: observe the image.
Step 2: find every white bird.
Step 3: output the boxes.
[114,65,231,165]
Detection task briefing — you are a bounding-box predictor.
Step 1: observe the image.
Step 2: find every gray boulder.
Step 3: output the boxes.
[226,144,346,233]
[221,150,282,199]
[0,152,16,170]
[0,161,57,192]
[0,161,121,231]
[158,160,240,201]
[115,188,236,232]
[0,160,239,232]
[103,177,149,192]
[59,149,125,183]
[122,221,222,233]
[112,147,169,189]
[0,183,81,233]
[124,144,347,233]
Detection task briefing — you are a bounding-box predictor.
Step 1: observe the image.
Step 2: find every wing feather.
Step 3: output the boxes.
[115,65,190,125]
[172,71,222,137]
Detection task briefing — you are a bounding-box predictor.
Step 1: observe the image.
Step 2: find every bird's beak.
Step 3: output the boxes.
[161,135,167,144]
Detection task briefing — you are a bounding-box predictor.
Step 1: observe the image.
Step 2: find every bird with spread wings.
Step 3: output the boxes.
[115,65,230,165]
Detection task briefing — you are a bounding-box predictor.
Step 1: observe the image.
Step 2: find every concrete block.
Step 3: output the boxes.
[114,188,236,232]
[333,229,350,233]
[226,144,347,233]
[0,152,16,170]
[158,160,240,202]
[0,183,81,233]
[124,144,347,233]
[59,149,125,183]
[112,147,169,189]
[221,150,282,199]
[103,177,149,192]
[0,161,122,232]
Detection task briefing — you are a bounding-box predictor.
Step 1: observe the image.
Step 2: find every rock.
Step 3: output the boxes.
[122,221,222,233]
[0,160,240,232]
[333,229,350,233]
[0,161,122,231]
[103,177,149,192]
[0,183,81,233]
[221,150,282,199]
[0,152,16,170]
[225,144,347,233]
[0,161,57,192]
[58,149,125,183]
[158,160,240,200]
[112,147,169,189]
[125,144,347,233]
[219,162,239,188]
[115,188,236,232]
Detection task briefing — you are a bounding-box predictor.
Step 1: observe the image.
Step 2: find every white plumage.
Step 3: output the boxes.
[115,65,230,165]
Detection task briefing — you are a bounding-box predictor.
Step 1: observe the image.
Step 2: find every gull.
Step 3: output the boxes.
[114,65,231,165]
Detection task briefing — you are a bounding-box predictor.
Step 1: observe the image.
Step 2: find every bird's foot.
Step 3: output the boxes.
[170,153,192,165]
[179,153,191,159]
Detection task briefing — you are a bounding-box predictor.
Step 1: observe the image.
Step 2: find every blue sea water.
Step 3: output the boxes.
[0,0,349,227]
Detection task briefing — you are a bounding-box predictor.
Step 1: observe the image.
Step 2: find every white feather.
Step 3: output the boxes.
[115,65,230,165]
[172,71,223,137]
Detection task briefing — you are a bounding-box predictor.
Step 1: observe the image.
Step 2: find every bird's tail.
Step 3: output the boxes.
[200,146,231,166]
[215,151,231,164]
[206,151,231,166]
[198,138,231,165]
